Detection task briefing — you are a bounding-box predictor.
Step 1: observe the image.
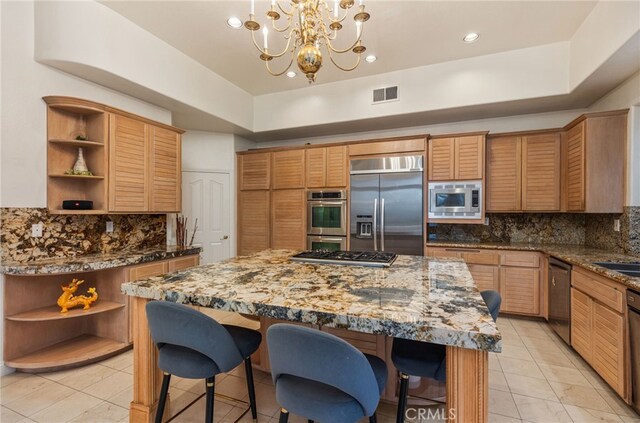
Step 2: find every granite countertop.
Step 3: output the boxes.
[0,246,201,275]
[122,249,502,352]
[427,241,640,290]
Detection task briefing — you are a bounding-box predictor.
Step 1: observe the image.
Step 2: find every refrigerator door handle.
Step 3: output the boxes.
[373,198,378,251]
[381,198,385,251]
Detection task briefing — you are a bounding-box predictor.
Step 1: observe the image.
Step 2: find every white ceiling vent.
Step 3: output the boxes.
[372,86,399,104]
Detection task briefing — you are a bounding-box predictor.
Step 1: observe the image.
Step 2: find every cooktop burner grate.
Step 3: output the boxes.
[290,250,397,267]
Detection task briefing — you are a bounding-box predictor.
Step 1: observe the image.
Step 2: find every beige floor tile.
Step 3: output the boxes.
[512,394,571,423]
[121,364,133,375]
[0,375,52,404]
[489,370,509,392]
[252,381,279,417]
[497,356,544,379]
[489,389,521,419]
[489,353,502,371]
[489,413,522,423]
[549,381,614,413]
[216,375,250,402]
[83,371,133,401]
[99,350,133,371]
[620,415,640,423]
[597,388,640,417]
[1,406,26,423]
[167,388,203,419]
[1,372,35,388]
[526,349,575,368]
[520,335,562,352]
[3,383,75,417]
[30,391,102,423]
[537,363,592,387]
[36,367,81,383]
[107,384,133,408]
[563,404,624,423]
[505,373,558,401]
[499,345,534,361]
[496,317,516,330]
[500,334,526,349]
[69,401,129,423]
[581,367,615,391]
[55,363,118,390]
[172,396,235,422]
[514,326,552,340]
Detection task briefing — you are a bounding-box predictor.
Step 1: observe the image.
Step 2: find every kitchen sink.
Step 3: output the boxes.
[592,261,640,278]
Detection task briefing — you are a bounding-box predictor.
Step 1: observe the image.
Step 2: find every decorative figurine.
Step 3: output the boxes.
[57,278,98,313]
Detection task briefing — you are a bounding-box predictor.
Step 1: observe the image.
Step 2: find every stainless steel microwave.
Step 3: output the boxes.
[428,181,482,219]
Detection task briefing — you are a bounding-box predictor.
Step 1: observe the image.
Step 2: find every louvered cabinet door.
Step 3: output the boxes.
[499,267,540,315]
[566,122,585,211]
[486,136,521,211]
[149,126,181,212]
[271,189,306,250]
[454,135,484,180]
[521,133,560,211]
[326,146,347,187]
[239,153,270,190]
[592,301,625,397]
[109,114,148,212]
[467,264,499,292]
[428,138,455,181]
[238,190,270,255]
[272,150,306,189]
[571,287,592,363]
[305,148,326,188]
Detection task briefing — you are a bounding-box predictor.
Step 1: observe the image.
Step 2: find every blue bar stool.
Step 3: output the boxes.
[392,290,502,423]
[267,324,388,423]
[146,301,262,423]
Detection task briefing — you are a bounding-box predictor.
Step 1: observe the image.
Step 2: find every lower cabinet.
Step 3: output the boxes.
[271,189,306,250]
[468,264,499,292]
[500,267,540,315]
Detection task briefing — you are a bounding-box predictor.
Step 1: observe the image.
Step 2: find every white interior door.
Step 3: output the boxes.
[182,172,231,264]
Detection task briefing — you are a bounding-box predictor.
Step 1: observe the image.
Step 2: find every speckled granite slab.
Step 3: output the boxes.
[427,241,640,290]
[1,246,201,275]
[122,249,502,352]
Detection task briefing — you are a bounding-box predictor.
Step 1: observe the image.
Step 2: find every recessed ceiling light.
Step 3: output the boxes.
[227,17,243,29]
[463,32,479,43]
[365,55,377,63]
[286,71,297,78]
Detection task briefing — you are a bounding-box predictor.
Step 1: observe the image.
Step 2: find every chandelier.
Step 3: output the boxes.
[244,0,370,83]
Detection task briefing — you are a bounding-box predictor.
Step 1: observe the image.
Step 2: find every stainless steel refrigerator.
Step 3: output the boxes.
[349,156,423,255]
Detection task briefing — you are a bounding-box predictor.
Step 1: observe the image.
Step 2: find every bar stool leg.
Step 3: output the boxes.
[369,413,378,423]
[205,376,215,423]
[278,408,289,423]
[155,372,171,423]
[244,357,258,421]
[396,373,409,423]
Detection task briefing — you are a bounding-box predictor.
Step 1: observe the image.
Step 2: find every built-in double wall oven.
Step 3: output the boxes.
[307,190,347,251]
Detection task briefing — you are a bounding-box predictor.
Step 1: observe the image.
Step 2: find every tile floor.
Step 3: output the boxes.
[1,312,639,423]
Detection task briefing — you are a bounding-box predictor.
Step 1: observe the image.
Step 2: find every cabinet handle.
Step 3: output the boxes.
[221,235,229,240]
[552,276,556,287]
[445,248,481,253]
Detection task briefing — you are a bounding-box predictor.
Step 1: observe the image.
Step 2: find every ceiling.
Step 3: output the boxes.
[101,1,598,96]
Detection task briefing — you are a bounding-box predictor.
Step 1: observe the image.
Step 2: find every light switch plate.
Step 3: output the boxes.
[614,219,621,232]
[31,223,43,237]
[484,217,490,226]
[106,221,114,233]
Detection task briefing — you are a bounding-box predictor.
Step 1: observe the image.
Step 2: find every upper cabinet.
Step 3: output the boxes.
[272,150,305,189]
[306,146,347,188]
[348,137,426,157]
[239,152,270,190]
[487,132,560,212]
[428,135,485,181]
[45,96,183,214]
[564,111,627,213]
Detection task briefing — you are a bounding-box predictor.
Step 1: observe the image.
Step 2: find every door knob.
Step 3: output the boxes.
[221,235,229,240]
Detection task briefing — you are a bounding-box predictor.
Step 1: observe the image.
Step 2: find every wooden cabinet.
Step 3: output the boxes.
[487,132,560,212]
[239,152,270,190]
[428,135,484,181]
[500,267,540,315]
[348,137,426,156]
[306,146,348,188]
[564,111,627,213]
[271,189,306,250]
[468,264,499,292]
[272,150,305,189]
[238,190,271,255]
[149,126,181,212]
[571,287,592,361]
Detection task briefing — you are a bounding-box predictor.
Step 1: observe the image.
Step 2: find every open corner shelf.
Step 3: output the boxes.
[49,139,105,148]
[5,335,130,372]
[48,174,105,180]
[6,301,125,322]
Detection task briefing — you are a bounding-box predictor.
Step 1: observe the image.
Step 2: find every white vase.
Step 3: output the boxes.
[73,147,89,173]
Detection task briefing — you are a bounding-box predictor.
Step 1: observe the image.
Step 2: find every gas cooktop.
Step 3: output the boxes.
[290,250,397,267]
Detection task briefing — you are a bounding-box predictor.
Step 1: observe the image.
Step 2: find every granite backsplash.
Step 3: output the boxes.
[585,206,640,256]
[0,208,166,263]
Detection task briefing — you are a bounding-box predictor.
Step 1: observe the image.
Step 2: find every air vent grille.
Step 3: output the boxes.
[372,86,399,104]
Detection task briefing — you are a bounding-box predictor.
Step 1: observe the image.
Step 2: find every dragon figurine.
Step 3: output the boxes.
[57,278,98,313]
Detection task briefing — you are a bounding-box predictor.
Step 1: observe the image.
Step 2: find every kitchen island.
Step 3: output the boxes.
[122,249,502,423]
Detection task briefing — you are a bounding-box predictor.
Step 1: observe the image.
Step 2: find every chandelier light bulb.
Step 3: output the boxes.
[263,27,268,49]
[334,0,339,18]
[250,0,255,15]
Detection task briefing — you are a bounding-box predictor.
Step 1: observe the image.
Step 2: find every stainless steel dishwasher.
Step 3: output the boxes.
[628,289,640,414]
[548,258,572,345]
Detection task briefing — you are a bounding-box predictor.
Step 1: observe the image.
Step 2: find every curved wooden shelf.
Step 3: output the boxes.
[49,208,107,215]
[48,174,104,179]
[6,301,125,322]
[49,139,104,148]
[5,335,130,372]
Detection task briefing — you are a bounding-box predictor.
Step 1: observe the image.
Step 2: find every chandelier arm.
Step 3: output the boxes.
[264,52,296,77]
[271,14,293,33]
[325,26,363,54]
[251,29,295,58]
[327,48,362,72]
[276,0,294,16]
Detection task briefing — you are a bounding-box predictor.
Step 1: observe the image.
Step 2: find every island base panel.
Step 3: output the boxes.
[446,346,489,423]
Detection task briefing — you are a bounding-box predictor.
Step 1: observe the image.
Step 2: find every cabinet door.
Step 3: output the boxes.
[149,126,181,212]
[306,148,326,188]
[271,189,306,249]
[454,136,484,180]
[109,114,148,212]
[521,133,560,211]
[238,190,270,255]
[500,267,540,315]
[592,301,625,397]
[428,138,455,181]
[486,136,521,211]
[571,287,592,363]
[566,122,586,211]
[326,146,347,187]
[239,153,270,190]
[272,150,305,189]
[468,264,499,292]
